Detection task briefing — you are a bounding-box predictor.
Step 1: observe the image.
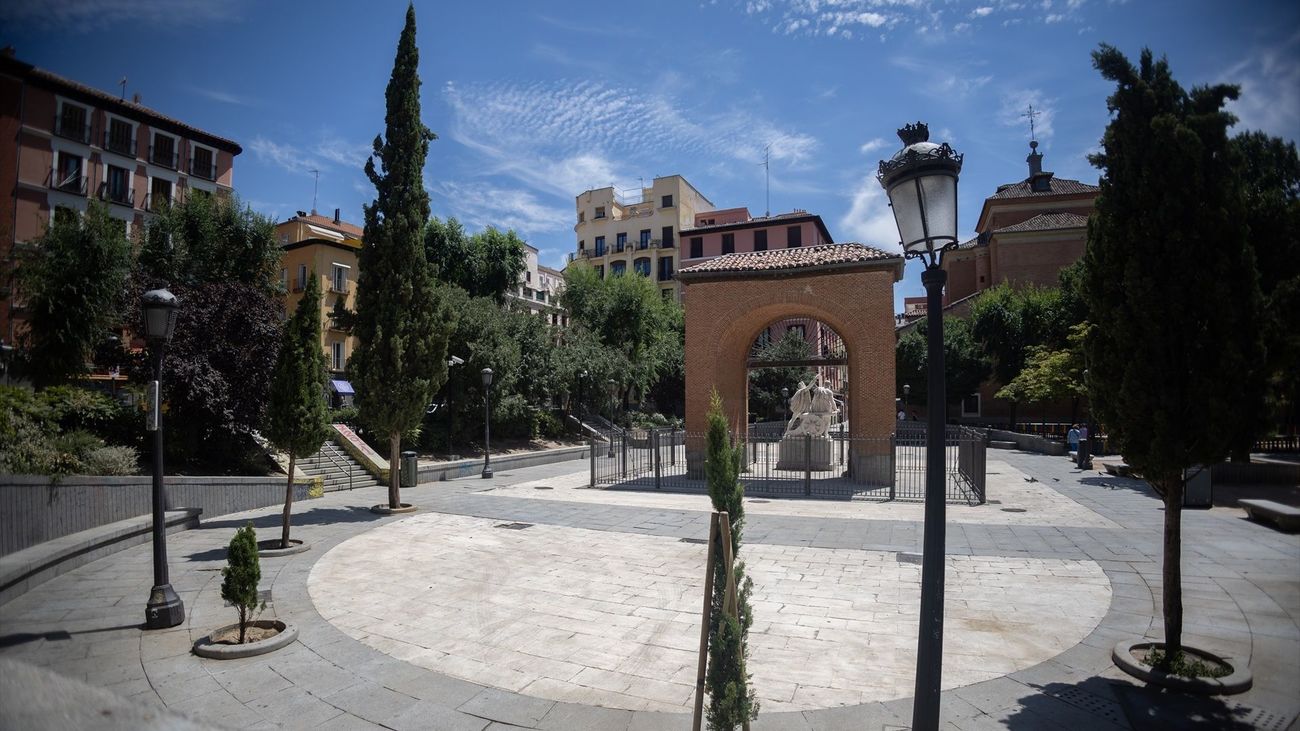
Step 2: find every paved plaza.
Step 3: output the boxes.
[1,450,1298,730]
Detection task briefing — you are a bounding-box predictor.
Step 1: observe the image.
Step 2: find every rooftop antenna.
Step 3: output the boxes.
[760,144,771,217]
[1023,104,1041,143]
[119,77,127,101]
[309,169,320,214]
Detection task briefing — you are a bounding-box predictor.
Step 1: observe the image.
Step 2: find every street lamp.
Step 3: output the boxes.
[446,355,464,458]
[480,367,493,478]
[606,378,618,458]
[878,121,963,730]
[140,288,184,630]
[781,386,790,428]
[904,383,911,417]
[578,369,589,421]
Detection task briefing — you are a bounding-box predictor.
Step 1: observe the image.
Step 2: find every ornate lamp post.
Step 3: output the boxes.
[606,378,618,458]
[141,288,184,630]
[481,367,493,478]
[878,121,963,730]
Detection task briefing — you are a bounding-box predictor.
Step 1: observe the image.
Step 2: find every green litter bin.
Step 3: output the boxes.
[400,451,418,487]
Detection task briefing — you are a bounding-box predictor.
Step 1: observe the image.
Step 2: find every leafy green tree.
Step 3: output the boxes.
[350,4,456,508]
[425,217,528,303]
[265,274,330,549]
[748,331,814,422]
[996,323,1090,425]
[16,201,132,387]
[703,390,757,729]
[137,192,281,297]
[1083,45,1263,665]
[221,523,263,644]
[895,316,991,416]
[969,283,1060,427]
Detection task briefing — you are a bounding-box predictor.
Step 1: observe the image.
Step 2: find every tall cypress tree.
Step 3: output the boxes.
[351,3,454,509]
[265,273,330,549]
[1083,45,1263,664]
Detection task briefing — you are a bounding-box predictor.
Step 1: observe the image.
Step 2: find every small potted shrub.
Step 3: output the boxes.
[192,524,298,659]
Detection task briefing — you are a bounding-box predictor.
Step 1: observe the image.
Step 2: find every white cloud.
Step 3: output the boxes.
[890,57,992,99]
[998,89,1056,140]
[248,134,371,177]
[859,137,890,154]
[1045,13,1065,23]
[741,0,932,39]
[189,87,254,107]
[0,0,242,31]
[1223,31,1300,143]
[970,6,995,17]
[840,178,903,253]
[434,182,571,236]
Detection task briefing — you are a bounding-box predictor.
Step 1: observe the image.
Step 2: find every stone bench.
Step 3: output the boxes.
[0,508,201,606]
[989,440,1019,450]
[1238,499,1300,532]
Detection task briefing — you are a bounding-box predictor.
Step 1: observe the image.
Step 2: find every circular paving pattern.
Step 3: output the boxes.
[309,513,1111,713]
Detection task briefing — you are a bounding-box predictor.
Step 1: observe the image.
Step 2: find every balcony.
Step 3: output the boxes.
[98,182,134,207]
[54,117,90,144]
[190,158,217,180]
[149,145,178,169]
[104,132,136,157]
[51,171,87,195]
[145,193,171,213]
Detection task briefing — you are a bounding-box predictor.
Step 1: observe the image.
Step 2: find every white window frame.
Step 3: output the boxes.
[146,174,174,211]
[149,129,180,169]
[296,264,308,291]
[101,162,133,207]
[189,141,217,180]
[330,262,351,293]
[961,393,981,418]
[331,342,345,371]
[102,113,139,161]
[54,96,91,145]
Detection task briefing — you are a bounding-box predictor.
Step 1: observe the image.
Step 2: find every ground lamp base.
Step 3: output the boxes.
[145,583,185,629]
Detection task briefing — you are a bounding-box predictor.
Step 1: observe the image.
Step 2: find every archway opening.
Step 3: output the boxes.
[745,315,848,438]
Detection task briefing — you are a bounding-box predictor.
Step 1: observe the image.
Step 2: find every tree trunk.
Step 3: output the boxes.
[1007,401,1018,430]
[389,432,401,509]
[238,606,247,644]
[281,454,295,549]
[1161,474,1184,664]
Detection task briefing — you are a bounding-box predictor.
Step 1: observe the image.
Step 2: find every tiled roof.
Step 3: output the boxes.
[956,235,982,250]
[681,210,812,234]
[3,55,242,153]
[297,213,364,238]
[990,177,1098,199]
[993,212,1090,234]
[677,243,898,277]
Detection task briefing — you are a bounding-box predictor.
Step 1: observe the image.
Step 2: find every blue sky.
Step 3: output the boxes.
[4,0,1298,311]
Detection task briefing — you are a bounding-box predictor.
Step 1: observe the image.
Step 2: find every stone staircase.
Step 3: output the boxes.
[298,439,383,492]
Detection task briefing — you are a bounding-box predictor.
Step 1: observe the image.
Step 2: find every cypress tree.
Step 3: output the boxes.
[221,523,262,644]
[265,273,330,549]
[350,3,455,508]
[1083,45,1263,664]
[703,390,757,728]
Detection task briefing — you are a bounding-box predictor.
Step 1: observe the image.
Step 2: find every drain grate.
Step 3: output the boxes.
[494,522,533,530]
[680,537,708,545]
[1001,508,1027,513]
[895,552,923,565]
[1049,686,1125,727]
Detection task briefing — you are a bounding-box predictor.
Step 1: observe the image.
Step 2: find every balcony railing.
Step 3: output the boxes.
[658,270,675,282]
[190,158,217,180]
[149,145,178,169]
[98,182,134,206]
[51,171,87,195]
[330,281,349,294]
[104,132,136,157]
[54,117,90,143]
[145,193,171,213]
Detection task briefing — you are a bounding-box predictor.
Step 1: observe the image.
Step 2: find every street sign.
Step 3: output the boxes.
[146,380,159,431]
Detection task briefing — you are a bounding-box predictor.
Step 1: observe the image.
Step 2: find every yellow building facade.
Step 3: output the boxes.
[275,210,361,381]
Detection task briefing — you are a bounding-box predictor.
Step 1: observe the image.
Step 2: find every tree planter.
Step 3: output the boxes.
[370,503,416,515]
[257,539,310,558]
[1112,640,1252,695]
[193,619,297,660]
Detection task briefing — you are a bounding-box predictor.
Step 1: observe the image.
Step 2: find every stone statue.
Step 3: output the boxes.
[784,374,838,438]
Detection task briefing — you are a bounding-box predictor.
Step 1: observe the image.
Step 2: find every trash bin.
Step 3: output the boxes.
[400,450,418,488]
[1183,466,1212,508]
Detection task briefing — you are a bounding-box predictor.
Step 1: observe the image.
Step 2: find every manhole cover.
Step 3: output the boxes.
[1001,508,1027,513]
[533,486,553,490]
[895,552,923,565]
[679,537,708,545]
[494,522,533,530]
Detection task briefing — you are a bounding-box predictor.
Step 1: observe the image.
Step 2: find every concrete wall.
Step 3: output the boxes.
[0,475,311,556]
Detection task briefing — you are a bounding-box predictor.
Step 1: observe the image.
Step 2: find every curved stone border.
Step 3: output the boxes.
[1112,640,1252,695]
[257,538,310,558]
[193,620,298,660]
[370,503,417,515]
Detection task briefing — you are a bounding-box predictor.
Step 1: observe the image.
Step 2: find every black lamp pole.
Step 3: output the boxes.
[481,367,493,478]
[904,383,911,415]
[606,378,617,458]
[878,121,963,731]
[141,289,184,630]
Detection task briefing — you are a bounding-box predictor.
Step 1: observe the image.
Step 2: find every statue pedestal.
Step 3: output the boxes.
[775,435,833,471]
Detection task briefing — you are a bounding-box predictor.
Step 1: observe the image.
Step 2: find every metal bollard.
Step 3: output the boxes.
[652,429,662,489]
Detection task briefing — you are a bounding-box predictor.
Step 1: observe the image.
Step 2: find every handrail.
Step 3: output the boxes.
[316,440,353,491]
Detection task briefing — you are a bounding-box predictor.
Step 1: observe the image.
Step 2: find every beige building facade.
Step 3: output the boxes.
[509,243,567,327]
[276,210,362,384]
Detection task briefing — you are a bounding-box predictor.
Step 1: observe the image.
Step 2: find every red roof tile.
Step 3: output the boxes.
[990,177,1098,199]
[993,212,1090,234]
[677,243,899,278]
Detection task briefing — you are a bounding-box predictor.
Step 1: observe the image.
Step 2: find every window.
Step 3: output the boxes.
[281,268,289,290]
[104,165,131,205]
[595,265,604,278]
[56,101,89,143]
[658,256,674,281]
[722,233,735,254]
[962,393,981,417]
[788,324,806,341]
[524,287,534,298]
[578,240,585,251]
[594,236,606,256]
[578,211,585,223]
[661,225,674,248]
[106,118,134,156]
[148,177,172,211]
[594,206,606,219]
[634,258,651,277]
[639,229,651,249]
[689,237,703,258]
[296,264,308,291]
[191,145,215,180]
[331,263,349,293]
[754,229,768,251]
[150,132,177,169]
[611,261,626,276]
[280,233,290,245]
[525,271,532,283]
[661,194,674,208]
[55,152,85,193]
[331,342,345,371]
[787,226,802,247]
[616,232,627,251]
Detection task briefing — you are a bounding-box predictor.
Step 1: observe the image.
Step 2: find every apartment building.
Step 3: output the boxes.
[509,243,568,327]
[573,175,714,301]
[680,207,834,262]
[1,51,241,341]
[276,210,361,396]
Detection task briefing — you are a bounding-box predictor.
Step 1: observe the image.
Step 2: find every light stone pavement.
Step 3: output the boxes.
[1,450,1296,730]
[309,513,1109,713]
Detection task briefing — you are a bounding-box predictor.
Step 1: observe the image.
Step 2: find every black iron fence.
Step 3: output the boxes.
[590,426,986,505]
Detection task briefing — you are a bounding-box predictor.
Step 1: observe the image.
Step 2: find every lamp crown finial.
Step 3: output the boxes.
[897,122,929,146]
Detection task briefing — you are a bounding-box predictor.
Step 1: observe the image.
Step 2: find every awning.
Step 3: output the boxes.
[330,379,355,395]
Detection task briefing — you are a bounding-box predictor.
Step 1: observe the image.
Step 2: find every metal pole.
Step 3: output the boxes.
[913,266,948,729]
[145,346,183,629]
[804,434,812,496]
[482,382,493,478]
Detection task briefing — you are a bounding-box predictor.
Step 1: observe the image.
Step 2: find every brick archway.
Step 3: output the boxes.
[678,244,903,475]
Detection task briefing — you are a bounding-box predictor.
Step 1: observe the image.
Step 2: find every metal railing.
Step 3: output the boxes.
[104,131,136,157]
[149,145,178,169]
[590,426,986,504]
[54,117,90,143]
[98,182,134,206]
[314,442,354,492]
[190,158,217,180]
[1254,435,1299,453]
[51,171,87,195]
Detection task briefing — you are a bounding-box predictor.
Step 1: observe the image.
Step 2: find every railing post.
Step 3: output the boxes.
[621,431,628,479]
[590,438,596,487]
[889,433,896,500]
[804,434,812,496]
[653,429,662,489]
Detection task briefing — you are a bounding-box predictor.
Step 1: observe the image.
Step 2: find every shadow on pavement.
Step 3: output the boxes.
[1001,677,1261,731]
[199,505,383,534]
[0,623,140,647]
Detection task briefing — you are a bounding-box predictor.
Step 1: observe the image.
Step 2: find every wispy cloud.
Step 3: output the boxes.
[0,0,242,31]
[189,87,254,107]
[1223,30,1300,142]
[434,181,571,236]
[859,137,890,154]
[890,57,993,99]
[248,134,371,177]
[970,6,995,17]
[998,89,1056,140]
[840,177,903,252]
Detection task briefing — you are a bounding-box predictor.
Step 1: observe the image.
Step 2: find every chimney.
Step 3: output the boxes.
[132,92,141,104]
[1027,140,1055,192]
[333,207,340,224]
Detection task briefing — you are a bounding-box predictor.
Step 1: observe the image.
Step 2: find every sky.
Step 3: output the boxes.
[4,0,1298,312]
